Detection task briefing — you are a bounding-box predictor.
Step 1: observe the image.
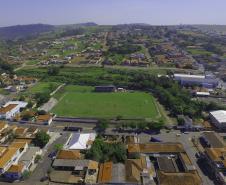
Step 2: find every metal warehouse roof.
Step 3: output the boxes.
[210,110,226,123]
[174,74,205,79]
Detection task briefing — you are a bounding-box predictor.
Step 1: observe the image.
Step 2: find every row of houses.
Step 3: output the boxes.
[0,73,37,88]
[0,122,45,181]
[0,101,53,125]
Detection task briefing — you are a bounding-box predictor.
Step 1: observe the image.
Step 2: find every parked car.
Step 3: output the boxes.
[150,137,162,142]
[48,151,57,159]
[64,126,83,132]
[40,176,49,182]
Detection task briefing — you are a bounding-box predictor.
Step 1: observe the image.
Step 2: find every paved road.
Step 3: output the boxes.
[26,132,70,183]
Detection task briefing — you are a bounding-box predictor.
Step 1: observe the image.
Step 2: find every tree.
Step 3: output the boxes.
[33,131,50,148]
[137,121,148,130]
[47,66,60,76]
[85,138,127,163]
[22,170,31,180]
[34,155,42,163]
[177,117,185,126]
[96,119,109,133]
[54,143,63,151]
[35,92,50,106]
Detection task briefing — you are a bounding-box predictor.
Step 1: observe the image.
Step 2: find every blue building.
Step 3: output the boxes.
[174,74,219,88]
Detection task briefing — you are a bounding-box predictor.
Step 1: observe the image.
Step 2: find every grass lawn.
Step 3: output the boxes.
[26,60,38,65]
[52,85,159,119]
[187,48,213,55]
[0,88,9,95]
[29,82,60,94]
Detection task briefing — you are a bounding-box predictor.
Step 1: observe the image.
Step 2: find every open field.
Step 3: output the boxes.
[29,82,61,94]
[52,85,160,119]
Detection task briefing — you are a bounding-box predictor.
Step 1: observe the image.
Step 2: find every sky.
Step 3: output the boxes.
[0,0,226,27]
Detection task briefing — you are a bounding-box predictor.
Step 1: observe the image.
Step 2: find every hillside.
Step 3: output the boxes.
[0,24,55,40]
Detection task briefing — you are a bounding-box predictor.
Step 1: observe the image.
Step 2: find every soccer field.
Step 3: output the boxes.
[52,86,160,119]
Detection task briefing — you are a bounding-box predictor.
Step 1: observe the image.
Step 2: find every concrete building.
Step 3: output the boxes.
[0,101,28,120]
[174,74,219,88]
[210,110,226,129]
[95,85,116,92]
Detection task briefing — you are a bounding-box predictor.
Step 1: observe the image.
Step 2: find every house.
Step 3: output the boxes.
[0,122,9,143]
[51,159,99,184]
[0,101,28,120]
[98,162,113,183]
[9,141,28,157]
[0,121,8,133]
[4,163,25,181]
[125,157,153,184]
[1,141,29,180]
[13,77,37,85]
[56,150,81,160]
[65,133,96,150]
[14,127,28,137]
[95,85,116,92]
[36,114,53,125]
[210,110,226,129]
[19,146,42,171]
[0,147,20,174]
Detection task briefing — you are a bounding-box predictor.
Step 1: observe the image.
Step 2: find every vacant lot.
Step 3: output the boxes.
[52,85,159,119]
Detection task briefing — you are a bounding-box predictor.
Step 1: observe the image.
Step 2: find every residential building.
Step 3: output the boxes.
[19,146,42,171]
[0,101,27,120]
[125,156,154,185]
[51,159,99,184]
[36,114,53,125]
[0,147,20,174]
[0,121,8,133]
[98,162,113,184]
[4,163,25,181]
[56,150,81,160]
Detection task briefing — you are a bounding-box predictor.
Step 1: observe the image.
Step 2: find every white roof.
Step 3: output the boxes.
[196,92,210,96]
[210,110,226,123]
[66,133,96,150]
[4,101,28,108]
[174,74,205,79]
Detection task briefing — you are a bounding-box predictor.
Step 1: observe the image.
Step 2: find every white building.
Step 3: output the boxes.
[210,110,226,129]
[0,101,27,120]
[65,133,96,150]
[174,74,219,88]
